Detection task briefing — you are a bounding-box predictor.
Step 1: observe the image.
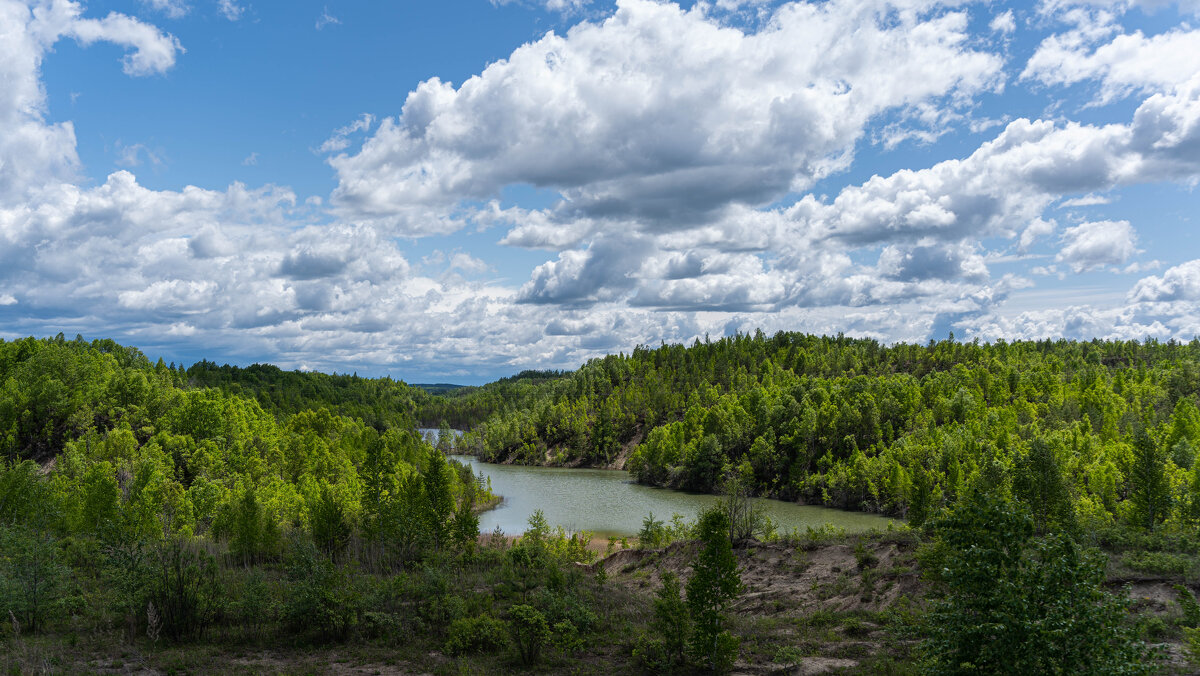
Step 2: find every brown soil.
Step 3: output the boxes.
[591,539,924,617]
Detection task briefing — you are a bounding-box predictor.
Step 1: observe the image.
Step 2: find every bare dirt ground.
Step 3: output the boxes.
[589,536,926,674]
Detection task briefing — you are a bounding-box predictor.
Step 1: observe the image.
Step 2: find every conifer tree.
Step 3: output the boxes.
[686,508,741,672]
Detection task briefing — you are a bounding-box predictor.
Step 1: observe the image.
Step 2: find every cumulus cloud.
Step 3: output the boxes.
[1024,25,1200,102]
[990,9,1016,33]
[0,0,181,202]
[782,74,1200,251]
[329,0,1001,234]
[1130,260,1200,301]
[1055,220,1137,272]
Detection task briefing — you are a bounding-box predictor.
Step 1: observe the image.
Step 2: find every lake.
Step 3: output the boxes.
[449,454,899,538]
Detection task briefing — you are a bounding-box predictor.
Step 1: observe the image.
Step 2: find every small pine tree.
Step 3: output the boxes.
[654,571,690,668]
[686,507,741,672]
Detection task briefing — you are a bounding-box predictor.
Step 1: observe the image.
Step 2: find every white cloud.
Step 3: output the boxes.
[1130,260,1200,301]
[217,0,243,21]
[1024,25,1200,102]
[140,0,188,19]
[1020,218,1057,251]
[449,252,489,275]
[114,141,164,168]
[318,114,373,154]
[315,6,339,30]
[241,151,258,166]
[1055,219,1137,272]
[329,0,1002,234]
[0,0,182,204]
[0,293,16,305]
[1060,193,1110,206]
[490,0,590,12]
[990,9,1016,33]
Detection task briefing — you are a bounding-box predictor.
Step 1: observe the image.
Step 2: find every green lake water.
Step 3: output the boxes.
[449,454,898,538]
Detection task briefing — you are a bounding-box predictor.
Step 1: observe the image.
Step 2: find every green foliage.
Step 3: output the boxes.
[922,493,1154,675]
[1184,626,1200,666]
[146,536,220,640]
[1122,550,1194,577]
[281,536,360,642]
[1176,584,1200,628]
[634,571,690,672]
[638,512,693,549]
[310,485,351,560]
[686,508,741,672]
[1128,429,1171,531]
[444,614,509,655]
[1012,437,1076,535]
[508,604,550,665]
[0,525,69,633]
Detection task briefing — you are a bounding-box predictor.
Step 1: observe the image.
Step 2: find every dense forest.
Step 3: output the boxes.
[3,332,1199,673]
[435,331,1200,534]
[0,333,495,591]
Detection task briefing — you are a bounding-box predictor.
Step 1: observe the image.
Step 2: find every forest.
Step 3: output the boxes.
[2,332,1199,673]
[436,331,1200,533]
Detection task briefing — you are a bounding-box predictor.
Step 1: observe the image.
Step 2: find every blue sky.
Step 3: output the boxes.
[1,0,1199,383]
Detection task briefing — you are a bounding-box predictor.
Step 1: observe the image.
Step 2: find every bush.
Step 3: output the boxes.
[310,486,351,560]
[147,536,220,640]
[1184,626,1200,666]
[282,537,360,641]
[0,525,69,634]
[1122,551,1195,577]
[444,614,508,655]
[509,604,550,665]
[1178,585,1200,628]
[231,568,273,635]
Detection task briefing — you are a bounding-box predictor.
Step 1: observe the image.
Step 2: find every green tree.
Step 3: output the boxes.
[310,485,352,560]
[1128,429,1170,531]
[0,524,68,633]
[686,507,741,672]
[1013,438,1075,535]
[923,493,1153,675]
[423,449,454,549]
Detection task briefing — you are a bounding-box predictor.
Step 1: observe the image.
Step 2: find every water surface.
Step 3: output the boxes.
[450,455,898,538]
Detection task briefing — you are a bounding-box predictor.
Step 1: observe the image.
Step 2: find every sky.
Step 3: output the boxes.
[1,0,1199,383]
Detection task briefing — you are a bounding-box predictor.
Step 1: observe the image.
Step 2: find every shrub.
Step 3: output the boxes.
[1184,626,1200,666]
[0,525,69,634]
[1122,551,1194,577]
[282,537,360,641]
[310,486,351,560]
[147,536,220,640]
[509,604,550,665]
[444,614,508,655]
[1178,585,1200,628]
[634,570,690,673]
